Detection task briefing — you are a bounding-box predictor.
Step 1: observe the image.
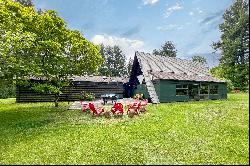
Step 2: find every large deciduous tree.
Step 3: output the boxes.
[98,45,128,77]
[0,0,103,106]
[212,0,249,91]
[152,41,177,57]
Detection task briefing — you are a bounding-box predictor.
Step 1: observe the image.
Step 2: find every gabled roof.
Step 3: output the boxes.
[136,51,225,83]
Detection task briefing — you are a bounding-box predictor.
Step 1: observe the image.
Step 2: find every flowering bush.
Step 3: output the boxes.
[79,91,95,101]
[133,93,144,100]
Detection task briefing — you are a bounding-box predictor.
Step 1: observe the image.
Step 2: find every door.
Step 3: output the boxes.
[188,84,199,100]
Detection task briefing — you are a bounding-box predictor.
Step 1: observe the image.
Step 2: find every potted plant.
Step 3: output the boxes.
[85,92,95,101]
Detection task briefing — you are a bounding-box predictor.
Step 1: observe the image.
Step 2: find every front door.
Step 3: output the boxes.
[188,84,199,100]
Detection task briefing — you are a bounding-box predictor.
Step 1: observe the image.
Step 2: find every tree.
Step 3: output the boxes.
[212,0,249,91]
[98,45,127,77]
[127,57,134,76]
[209,65,234,92]
[14,0,33,7]
[192,55,208,66]
[0,0,103,106]
[0,79,15,99]
[153,41,177,57]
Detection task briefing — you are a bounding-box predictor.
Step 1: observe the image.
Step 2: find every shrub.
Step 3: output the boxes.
[79,91,95,101]
[133,93,144,100]
[0,80,16,99]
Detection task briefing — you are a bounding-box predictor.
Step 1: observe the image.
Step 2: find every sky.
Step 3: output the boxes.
[33,0,234,66]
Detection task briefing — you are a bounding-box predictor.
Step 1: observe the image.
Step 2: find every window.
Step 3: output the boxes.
[176,84,188,89]
[200,84,209,94]
[176,84,188,96]
[210,85,218,94]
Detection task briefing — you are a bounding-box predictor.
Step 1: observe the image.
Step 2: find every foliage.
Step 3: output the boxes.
[79,91,95,101]
[14,0,33,7]
[127,57,134,76]
[98,44,128,77]
[152,41,177,57]
[212,0,249,91]
[0,79,15,99]
[192,55,208,66]
[133,93,144,100]
[0,93,249,164]
[209,66,225,80]
[14,0,43,14]
[31,83,62,95]
[209,65,234,92]
[0,0,103,106]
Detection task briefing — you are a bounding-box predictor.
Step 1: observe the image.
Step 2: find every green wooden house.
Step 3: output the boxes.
[128,51,227,103]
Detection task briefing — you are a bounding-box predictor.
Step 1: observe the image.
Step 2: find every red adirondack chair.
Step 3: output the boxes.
[111,102,124,115]
[81,103,89,112]
[127,102,141,115]
[140,99,148,112]
[140,99,148,106]
[88,103,104,116]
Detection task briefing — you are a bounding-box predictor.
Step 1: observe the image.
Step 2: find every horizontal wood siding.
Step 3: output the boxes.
[16,81,124,102]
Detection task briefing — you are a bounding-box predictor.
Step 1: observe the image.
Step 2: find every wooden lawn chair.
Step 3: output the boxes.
[127,102,141,115]
[111,102,124,115]
[88,103,104,116]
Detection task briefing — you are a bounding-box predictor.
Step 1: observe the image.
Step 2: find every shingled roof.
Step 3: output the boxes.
[136,52,225,83]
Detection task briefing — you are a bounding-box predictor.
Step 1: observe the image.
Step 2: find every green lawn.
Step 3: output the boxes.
[0,93,249,165]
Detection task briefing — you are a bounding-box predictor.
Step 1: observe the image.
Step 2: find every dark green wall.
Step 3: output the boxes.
[153,80,227,103]
[133,84,150,99]
[217,82,227,99]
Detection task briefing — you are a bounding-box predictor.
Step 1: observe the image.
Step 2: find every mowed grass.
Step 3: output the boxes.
[0,93,249,165]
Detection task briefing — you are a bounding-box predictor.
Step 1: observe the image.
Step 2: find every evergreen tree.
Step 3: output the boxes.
[212,0,249,91]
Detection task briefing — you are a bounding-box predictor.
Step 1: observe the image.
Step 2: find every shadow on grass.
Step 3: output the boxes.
[0,106,63,155]
[0,105,69,134]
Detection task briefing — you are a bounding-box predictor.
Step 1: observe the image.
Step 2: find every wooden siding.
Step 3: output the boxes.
[16,81,124,102]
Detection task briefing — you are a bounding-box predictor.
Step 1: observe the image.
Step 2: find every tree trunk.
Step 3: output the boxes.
[55,93,59,107]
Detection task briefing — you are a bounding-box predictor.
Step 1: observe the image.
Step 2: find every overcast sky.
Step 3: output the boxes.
[33,0,233,61]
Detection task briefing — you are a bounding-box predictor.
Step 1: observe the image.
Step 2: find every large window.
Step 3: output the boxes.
[176,84,188,96]
[210,85,218,94]
[200,84,209,94]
